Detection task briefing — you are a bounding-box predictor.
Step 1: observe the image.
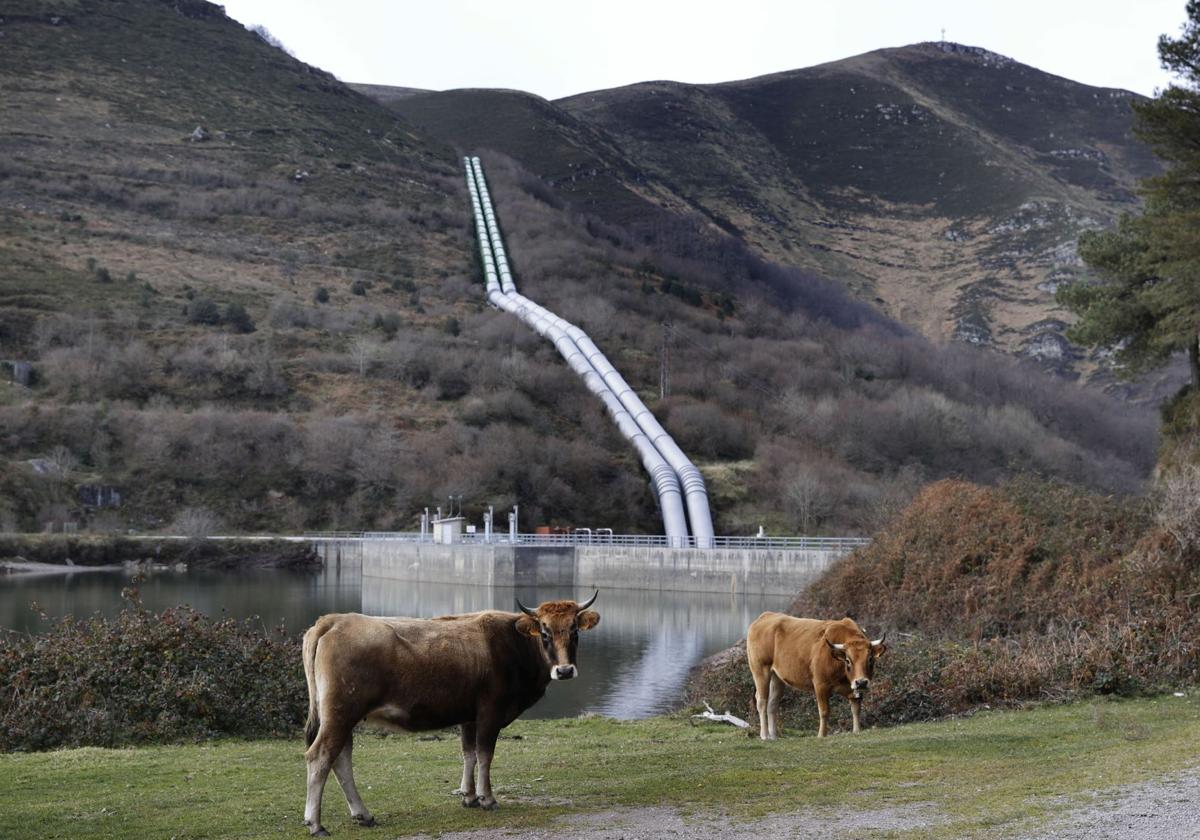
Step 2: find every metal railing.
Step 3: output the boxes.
[303,531,870,552]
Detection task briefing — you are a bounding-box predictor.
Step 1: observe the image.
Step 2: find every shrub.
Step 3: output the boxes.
[314,286,330,304]
[223,302,256,334]
[794,478,1152,638]
[685,477,1200,732]
[373,311,401,338]
[350,280,368,296]
[186,297,221,325]
[686,622,1200,735]
[662,400,755,461]
[170,506,222,538]
[435,368,470,400]
[0,594,304,751]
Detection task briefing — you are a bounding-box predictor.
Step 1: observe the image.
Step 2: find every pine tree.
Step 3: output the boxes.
[1059,1,1200,388]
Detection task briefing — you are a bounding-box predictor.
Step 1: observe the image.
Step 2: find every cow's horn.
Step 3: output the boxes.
[577,589,599,611]
[871,633,887,647]
[830,642,846,651]
[515,598,538,617]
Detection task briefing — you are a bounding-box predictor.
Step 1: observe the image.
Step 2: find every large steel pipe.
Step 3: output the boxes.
[464,159,691,543]
[468,157,714,547]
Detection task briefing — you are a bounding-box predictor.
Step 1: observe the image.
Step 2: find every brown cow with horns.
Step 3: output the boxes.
[300,592,600,836]
[747,612,887,739]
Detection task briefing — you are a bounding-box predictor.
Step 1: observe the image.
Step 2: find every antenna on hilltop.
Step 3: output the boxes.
[940,27,946,43]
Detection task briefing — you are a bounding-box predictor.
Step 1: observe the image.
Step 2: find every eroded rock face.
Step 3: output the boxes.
[1020,324,1082,373]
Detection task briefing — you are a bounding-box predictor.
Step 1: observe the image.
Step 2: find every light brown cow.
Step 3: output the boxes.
[746,612,886,739]
[301,593,600,836]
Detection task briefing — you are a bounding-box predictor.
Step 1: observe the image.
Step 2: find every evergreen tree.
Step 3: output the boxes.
[1059,1,1200,387]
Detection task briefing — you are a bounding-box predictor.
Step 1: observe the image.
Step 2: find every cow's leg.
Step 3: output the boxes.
[474,721,502,810]
[304,724,350,836]
[815,686,831,738]
[767,672,785,740]
[849,694,862,734]
[331,740,376,827]
[456,722,480,807]
[751,662,773,740]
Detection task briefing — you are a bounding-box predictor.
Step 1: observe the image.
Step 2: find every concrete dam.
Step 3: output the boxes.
[312,537,864,596]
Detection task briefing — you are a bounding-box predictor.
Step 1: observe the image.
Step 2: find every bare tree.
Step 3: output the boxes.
[44,445,79,481]
[1156,462,1200,551]
[349,337,376,377]
[171,506,222,539]
[785,469,832,534]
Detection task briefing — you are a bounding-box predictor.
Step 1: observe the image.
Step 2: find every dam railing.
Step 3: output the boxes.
[305,531,869,552]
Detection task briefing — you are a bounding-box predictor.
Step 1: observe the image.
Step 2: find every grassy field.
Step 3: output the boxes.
[1,695,1197,839]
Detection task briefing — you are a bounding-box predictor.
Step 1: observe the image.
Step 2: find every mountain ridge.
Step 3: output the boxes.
[371,41,1165,392]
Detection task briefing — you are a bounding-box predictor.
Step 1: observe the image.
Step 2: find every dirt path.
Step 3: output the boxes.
[409,802,945,839]
[407,769,1200,839]
[1016,768,1200,840]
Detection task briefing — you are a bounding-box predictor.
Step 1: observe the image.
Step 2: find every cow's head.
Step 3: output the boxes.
[515,591,600,680]
[825,630,886,697]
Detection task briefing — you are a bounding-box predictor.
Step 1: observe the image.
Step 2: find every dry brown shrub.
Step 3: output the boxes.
[793,478,1153,638]
[687,478,1200,731]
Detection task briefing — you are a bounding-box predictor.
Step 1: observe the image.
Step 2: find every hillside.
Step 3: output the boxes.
[0,4,1164,536]
[0,0,659,533]
[372,43,1165,388]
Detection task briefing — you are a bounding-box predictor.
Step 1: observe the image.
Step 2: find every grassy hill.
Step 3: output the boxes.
[564,44,1163,381]
[0,4,1165,535]
[358,86,707,227]
[0,0,661,533]
[368,43,1163,387]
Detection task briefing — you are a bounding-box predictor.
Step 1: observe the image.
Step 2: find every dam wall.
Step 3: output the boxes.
[315,539,852,596]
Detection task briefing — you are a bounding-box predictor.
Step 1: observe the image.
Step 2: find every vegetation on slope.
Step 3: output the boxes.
[689,478,1200,731]
[382,43,1162,378]
[555,43,1162,372]
[0,0,1165,539]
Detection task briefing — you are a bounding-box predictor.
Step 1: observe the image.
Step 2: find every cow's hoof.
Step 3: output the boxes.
[461,795,480,808]
[352,814,377,828]
[479,798,498,811]
[305,824,330,838]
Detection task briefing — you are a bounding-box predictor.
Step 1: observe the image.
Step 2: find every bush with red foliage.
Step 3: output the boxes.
[687,478,1200,733]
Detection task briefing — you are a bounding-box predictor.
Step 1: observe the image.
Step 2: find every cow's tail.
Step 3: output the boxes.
[303,617,333,748]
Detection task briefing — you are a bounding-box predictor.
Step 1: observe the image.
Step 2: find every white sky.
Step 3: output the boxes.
[220,0,1188,100]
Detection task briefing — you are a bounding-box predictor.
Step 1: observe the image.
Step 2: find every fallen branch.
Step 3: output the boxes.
[692,701,750,729]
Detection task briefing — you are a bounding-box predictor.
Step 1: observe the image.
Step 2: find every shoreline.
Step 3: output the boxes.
[0,560,126,577]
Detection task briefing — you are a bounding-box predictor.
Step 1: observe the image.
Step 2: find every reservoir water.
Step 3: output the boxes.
[0,556,791,719]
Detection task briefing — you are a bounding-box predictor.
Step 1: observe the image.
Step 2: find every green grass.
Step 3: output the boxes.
[1,695,1197,839]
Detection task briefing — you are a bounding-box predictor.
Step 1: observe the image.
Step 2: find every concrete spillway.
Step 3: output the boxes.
[464,156,715,546]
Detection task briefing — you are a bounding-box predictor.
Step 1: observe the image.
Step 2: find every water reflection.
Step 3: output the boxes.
[0,561,789,719]
[0,557,361,634]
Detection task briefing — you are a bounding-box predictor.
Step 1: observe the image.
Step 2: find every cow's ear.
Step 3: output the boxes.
[871,642,888,658]
[515,614,540,637]
[577,610,600,631]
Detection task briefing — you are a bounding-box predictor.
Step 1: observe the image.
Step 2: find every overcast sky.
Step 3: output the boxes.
[220,0,1189,100]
